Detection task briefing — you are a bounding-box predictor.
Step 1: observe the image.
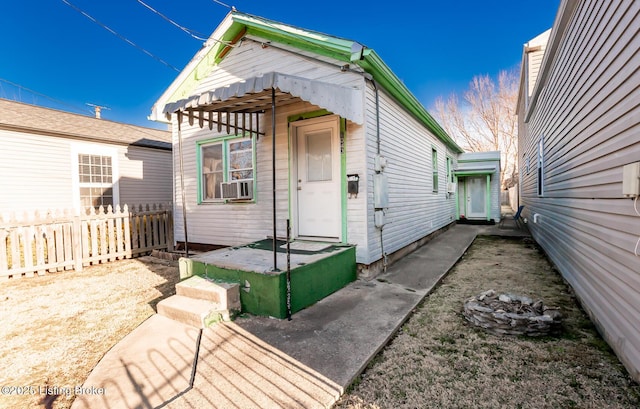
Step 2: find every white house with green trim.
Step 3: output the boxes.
[151,11,499,275]
[455,152,501,223]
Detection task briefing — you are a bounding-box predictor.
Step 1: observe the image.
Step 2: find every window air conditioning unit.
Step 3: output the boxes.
[447,182,457,193]
[221,180,253,200]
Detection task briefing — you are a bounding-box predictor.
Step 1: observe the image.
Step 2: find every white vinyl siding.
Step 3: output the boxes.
[0,129,171,215]
[518,0,640,382]
[118,146,172,206]
[0,129,73,213]
[363,84,456,265]
[179,40,363,102]
[169,37,369,258]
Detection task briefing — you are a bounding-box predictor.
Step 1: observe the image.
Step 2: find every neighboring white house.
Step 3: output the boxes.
[151,11,502,275]
[517,0,640,382]
[0,99,173,214]
[455,151,501,223]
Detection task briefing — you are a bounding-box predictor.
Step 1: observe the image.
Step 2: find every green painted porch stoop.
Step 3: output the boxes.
[179,246,356,319]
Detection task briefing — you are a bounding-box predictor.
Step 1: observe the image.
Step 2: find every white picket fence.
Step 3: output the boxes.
[0,204,173,279]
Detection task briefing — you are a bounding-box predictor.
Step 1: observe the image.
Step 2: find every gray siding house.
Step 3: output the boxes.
[0,99,173,214]
[151,11,495,275]
[517,0,640,382]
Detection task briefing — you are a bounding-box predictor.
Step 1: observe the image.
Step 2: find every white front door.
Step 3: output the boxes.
[466,176,486,219]
[294,117,341,240]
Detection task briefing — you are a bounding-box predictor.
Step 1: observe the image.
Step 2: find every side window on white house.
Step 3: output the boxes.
[78,154,114,209]
[199,136,254,202]
[537,137,544,196]
[432,148,439,193]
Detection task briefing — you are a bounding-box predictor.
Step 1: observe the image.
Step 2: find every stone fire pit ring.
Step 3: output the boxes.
[463,289,562,337]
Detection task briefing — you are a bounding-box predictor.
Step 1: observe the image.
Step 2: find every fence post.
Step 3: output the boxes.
[0,215,8,273]
[123,204,132,258]
[73,210,83,272]
[167,204,174,252]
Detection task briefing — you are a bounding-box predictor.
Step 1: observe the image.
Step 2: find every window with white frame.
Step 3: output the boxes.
[198,136,254,202]
[78,154,114,209]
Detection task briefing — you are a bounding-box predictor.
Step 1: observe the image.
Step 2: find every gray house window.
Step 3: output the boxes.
[537,138,544,196]
[78,154,113,209]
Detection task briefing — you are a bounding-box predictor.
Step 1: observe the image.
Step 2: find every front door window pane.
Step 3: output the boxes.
[306,130,332,182]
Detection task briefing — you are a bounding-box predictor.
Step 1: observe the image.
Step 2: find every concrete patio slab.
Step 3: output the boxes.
[72,211,530,409]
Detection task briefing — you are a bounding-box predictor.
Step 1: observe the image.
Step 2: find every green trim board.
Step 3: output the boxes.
[453,170,495,177]
[287,109,332,123]
[340,117,348,244]
[454,175,460,219]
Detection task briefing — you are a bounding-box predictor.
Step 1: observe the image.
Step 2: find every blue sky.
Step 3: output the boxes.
[0,1,559,129]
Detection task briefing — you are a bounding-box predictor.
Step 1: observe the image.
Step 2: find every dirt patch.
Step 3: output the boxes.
[335,236,640,409]
[0,256,179,409]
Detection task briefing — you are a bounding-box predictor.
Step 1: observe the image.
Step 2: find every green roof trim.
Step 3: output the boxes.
[356,49,462,153]
[169,11,462,153]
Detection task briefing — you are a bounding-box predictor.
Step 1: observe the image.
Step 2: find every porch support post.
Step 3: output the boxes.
[454,175,460,220]
[177,112,189,256]
[272,87,278,271]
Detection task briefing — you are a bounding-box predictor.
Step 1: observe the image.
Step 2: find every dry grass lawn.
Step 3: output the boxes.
[2,237,639,409]
[335,236,640,409]
[0,256,179,409]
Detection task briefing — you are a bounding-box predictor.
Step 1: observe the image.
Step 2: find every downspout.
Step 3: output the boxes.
[371,79,387,272]
[272,87,278,271]
[177,112,189,256]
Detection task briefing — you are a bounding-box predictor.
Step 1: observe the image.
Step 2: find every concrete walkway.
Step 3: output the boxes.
[72,213,529,409]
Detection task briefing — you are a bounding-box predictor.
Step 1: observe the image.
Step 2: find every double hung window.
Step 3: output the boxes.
[78,154,114,209]
[199,136,255,202]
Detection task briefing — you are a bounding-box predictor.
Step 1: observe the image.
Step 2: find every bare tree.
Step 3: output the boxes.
[434,69,519,189]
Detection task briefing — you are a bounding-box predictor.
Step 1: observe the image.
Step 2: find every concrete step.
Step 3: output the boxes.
[157,295,232,328]
[176,275,241,311]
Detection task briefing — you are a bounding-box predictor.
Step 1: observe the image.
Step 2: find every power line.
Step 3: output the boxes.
[136,0,236,48]
[0,77,94,115]
[61,0,180,72]
[212,0,234,10]
[136,0,208,41]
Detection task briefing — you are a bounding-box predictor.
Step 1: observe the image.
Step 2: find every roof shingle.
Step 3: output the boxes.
[0,98,171,150]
